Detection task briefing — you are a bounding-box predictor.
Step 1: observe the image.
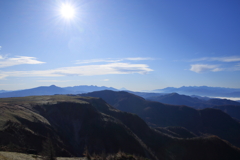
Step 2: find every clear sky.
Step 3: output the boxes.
[0,0,240,91]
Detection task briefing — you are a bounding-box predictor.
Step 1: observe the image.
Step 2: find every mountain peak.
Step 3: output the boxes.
[169,92,180,96]
[49,85,57,87]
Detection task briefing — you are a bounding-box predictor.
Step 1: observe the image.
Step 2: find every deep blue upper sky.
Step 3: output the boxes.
[0,0,240,91]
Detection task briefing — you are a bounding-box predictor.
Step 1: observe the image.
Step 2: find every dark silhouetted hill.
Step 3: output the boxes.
[147,93,210,109]
[0,95,153,158]
[128,91,166,99]
[81,90,147,114]
[82,90,240,148]
[213,105,240,121]
[1,95,240,159]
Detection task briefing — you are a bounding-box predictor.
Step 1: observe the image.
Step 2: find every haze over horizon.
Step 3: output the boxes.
[1,0,240,91]
[2,83,240,93]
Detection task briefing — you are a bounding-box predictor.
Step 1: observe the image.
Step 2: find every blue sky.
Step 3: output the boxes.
[0,0,240,91]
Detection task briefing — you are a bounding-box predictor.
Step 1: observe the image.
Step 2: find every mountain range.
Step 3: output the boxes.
[64,85,118,93]
[1,85,240,123]
[142,92,240,122]
[1,85,240,98]
[0,85,118,98]
[1,94,240,160]
[146,92,240,109]
[1,85,240,122]
[81,90,240,148]
[153,86,240,97]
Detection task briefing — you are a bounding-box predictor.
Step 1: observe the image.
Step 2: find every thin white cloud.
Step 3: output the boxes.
[103,79,109,81]
[191,56,240,62]
[0,74,8,79]
[0,63,153,79]
[0,56,45,68]
[0,46,2,50]
[76,58,121,64]
[76,57,154,64]
[228,63,240,71]
[190,64,222,73]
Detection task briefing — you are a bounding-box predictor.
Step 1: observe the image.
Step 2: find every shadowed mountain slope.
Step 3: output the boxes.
[1,95,240,159]
[0,95,153,158]
[81,90,147,114]
[81,90,240,148]
[147,93,209,109]
[213,105,240,121]
[155,126,197,139]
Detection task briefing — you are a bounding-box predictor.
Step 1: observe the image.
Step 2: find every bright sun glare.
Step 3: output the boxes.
[60,3,75,19]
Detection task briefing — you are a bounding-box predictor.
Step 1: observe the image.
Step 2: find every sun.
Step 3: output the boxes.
[60,3,75,19]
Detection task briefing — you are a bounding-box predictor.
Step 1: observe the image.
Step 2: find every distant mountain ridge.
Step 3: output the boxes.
[64,85,118,93]
[1,85,239,109]
[0,85,119,98]
[0,85,70,98]
[0,90,8,93]
[1,85,240,99]
[153,86,240,97]
[146,92,240,109]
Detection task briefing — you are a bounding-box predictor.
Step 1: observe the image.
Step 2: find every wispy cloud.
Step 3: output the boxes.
[103,79,109,81]
[0,46,2,50]
[0,74,8,79]
[76,59,120,64]
[188,56,240,73]
[228,63,240,71]
[190,64,222,73]
[191,56,240,62]
[75,57,153,64]
[0,63,153,79]
[0,55,45,68]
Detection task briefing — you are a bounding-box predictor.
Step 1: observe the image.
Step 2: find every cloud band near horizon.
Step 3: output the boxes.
[0,62,153,79]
